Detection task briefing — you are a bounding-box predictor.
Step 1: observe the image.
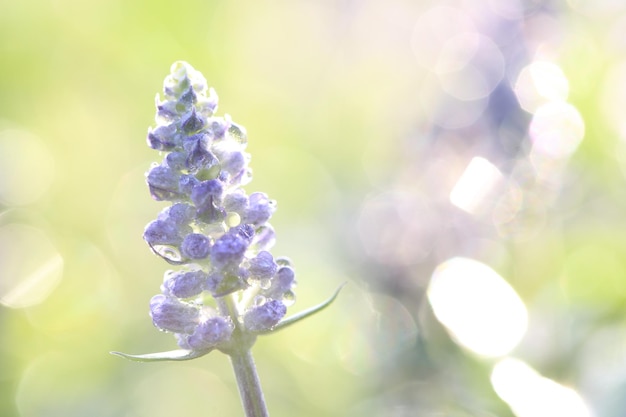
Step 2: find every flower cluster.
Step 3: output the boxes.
[143,62,296,353]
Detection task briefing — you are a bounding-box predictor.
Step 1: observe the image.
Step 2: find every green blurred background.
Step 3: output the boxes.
[2,0,626,416]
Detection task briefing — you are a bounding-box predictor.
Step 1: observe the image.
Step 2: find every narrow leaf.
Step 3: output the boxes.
[110,348,212,362]
[259,282,347,335]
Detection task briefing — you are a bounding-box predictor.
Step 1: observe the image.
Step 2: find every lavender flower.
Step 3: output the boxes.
[112,61,345,417]
[142,61,298,353]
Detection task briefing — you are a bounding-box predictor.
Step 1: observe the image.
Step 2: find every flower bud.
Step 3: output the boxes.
[156,95,179,121]
[221,151,248,175]
[181,233,211,259]
[275,266,295,288]
[144,219,186,246]
[147,165,181,201]
[186,316,234,350]
[223,190,248,214]
[163,269,208,299]
[243,300,287,332]
[184,133,217,171]
[197,88,218,116]
[181,107,205,133]
[248,251,277,280]
[147,124,178,151]
[160,203,195,226]
[244,192,276,225]
[150,294,199,334]
[264,265,296,299]
[205,271,224,293]
[191,179,225,224]
[210,231,248,270]
[165,151,188,171]
[178,86,197,106]
[191,179,223,208]
[232,224,255,242]
[209,118,229,139]
[178,174,200,196]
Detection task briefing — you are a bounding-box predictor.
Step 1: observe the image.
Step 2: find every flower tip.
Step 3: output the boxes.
[170,60,191,76]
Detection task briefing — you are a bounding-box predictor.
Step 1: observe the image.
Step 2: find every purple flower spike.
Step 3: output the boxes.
[138,62,299,355]
[181,233,211,259]
[243,300,287,332]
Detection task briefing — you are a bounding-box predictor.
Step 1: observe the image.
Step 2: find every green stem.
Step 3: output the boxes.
[218,293,269,417]
[230,349,270,417]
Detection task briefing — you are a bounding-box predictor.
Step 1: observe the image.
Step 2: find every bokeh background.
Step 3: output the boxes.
[1,0,626,416]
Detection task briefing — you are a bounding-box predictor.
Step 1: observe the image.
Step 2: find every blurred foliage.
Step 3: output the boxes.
[2,0,626,416]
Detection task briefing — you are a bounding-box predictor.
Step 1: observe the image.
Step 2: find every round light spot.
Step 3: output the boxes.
[529,102,585,159]
[491,357,592,417]
[428,257,527,357]
[514,62,569,114]
[449,157,504,215]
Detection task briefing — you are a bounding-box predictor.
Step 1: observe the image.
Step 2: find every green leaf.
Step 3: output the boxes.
[259,282,347,335]
[110,348,212,362]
